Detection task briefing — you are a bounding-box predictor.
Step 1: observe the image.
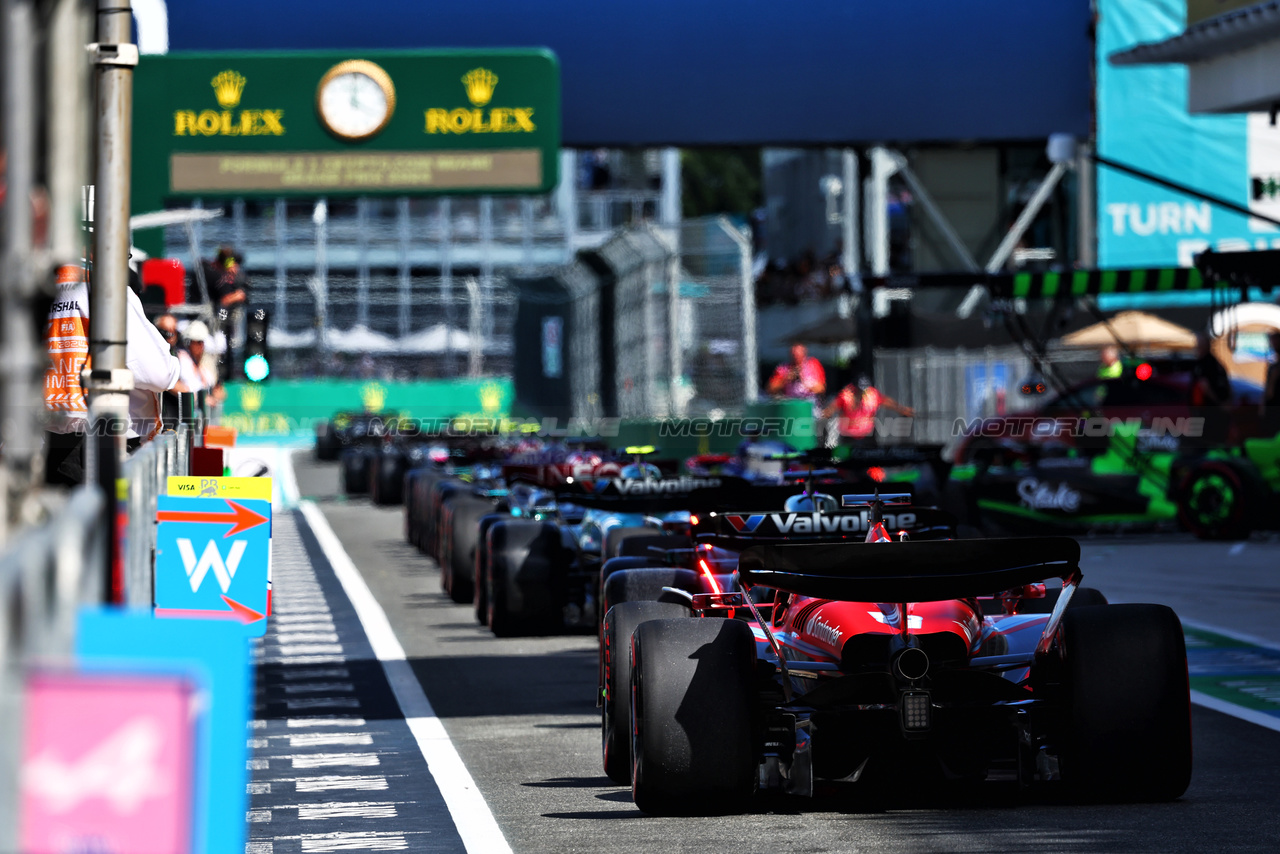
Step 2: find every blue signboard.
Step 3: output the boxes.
[1098,0,1280,268]
[155,496,271,636]
[965,363,1008,420]
[77,609,251,854]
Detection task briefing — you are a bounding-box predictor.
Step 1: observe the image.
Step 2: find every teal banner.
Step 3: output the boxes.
[1099,0,1280,268]
[221,378,512,437]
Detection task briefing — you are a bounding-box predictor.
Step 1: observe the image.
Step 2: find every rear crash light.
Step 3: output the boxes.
[900,691,932,732]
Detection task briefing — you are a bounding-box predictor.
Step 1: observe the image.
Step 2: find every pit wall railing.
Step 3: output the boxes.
[0,485,107,849]
[0,421,189,845]
[120,426,188,608]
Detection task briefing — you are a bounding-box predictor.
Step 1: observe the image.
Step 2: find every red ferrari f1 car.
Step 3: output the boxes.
[612,494,1192,814]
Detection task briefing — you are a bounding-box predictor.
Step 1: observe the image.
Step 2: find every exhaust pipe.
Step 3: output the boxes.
[895,646,930,682]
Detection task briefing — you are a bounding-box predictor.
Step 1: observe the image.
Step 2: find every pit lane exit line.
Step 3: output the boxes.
[1183,617,1280,735]
[298,500,513,854]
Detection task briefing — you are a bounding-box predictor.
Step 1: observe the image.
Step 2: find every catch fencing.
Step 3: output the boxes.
[555,216,756,421]
[0,422,189,843]
[119,427,189,608]
[873,345,1099,449]
[0,486,107,847]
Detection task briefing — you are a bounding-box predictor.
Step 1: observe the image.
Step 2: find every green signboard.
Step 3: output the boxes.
[132,48,560,242]
[221,377,513,438]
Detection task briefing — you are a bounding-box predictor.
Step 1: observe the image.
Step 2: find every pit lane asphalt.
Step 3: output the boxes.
[293,452,1280,853]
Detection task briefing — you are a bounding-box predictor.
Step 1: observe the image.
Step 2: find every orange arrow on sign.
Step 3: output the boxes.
[156,500,268,537]
[221,595,265,624]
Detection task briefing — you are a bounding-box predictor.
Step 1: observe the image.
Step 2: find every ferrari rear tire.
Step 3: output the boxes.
[631,618,757,814]
[1059,603,1192,802]
[601,601,689,784]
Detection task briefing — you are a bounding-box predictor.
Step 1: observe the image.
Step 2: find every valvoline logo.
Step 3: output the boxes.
[591,476,723,495]
[725,514,766,533]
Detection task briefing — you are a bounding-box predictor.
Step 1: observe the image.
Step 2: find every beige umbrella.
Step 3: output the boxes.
[1060,311,1197,351]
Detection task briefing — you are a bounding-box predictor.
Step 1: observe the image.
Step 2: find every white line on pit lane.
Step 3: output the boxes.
[1182,617,1280,733]
[299,495,513,854]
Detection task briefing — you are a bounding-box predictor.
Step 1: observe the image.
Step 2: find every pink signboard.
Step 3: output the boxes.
[20,671,196,854]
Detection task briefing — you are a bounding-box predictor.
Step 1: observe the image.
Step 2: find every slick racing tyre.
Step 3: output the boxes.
[487,520,565,637]
[601,601,689,784]
[1177,459,1257,541]
[474,513,507,625]
[599,556,662,589]
[1058,603,1192,802]
[427,479,466,564]
[315,421,342,461]
[631,618,757,815]
[601,568,700,625]
[617,534,691,561]
[408,469,445,552]
[444,496,494,604]
[370,449,406,506]
[604,526,653,561]
[339,447,374,495]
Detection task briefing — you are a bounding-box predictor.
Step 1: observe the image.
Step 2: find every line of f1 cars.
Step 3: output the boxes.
[316,423,1193,815]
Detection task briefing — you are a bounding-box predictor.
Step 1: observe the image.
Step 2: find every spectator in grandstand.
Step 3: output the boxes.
[768,343,826,401]
[1096,344,1123,379]
[822,375,914,448]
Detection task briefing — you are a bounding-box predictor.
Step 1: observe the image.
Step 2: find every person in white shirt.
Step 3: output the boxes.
[176,320,218,393]
[126,282,185,443]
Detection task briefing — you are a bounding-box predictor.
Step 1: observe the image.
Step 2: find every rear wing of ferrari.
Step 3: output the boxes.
[737,537,1080,603]
[693,504,956,546]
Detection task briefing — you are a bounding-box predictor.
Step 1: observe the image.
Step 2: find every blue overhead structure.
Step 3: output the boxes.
[165,0,1092,146]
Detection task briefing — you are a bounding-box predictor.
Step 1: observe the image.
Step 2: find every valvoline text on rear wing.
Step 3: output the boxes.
[555,474,757,513]
[737,536,1079,603]
[693,505,956,542]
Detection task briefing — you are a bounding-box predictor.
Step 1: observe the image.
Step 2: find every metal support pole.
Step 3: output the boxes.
[464,277,483,378]
[47,0,93,267]
[440,197,454,375]
[1,0,40,537]
[274,197,288,333]
[841,149,859,278]
[557,148,577,255]
[661,148,681,227]
[865,147,892,277]
[985,161,1069,273]
[397,196,411,338]
[86,0,138,601]
[1077,142,1097,268]
[356,196,370,330]
[480,195,494,351]
[888,150,981,273]
[311,198,328,355]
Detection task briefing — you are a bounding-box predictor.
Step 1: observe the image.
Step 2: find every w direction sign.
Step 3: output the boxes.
[155,496,272,636]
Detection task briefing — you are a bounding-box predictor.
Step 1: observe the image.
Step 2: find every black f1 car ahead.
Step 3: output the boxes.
[605,494,1191,814]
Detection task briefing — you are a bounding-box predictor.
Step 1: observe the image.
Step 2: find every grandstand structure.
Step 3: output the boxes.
[162,150,674,379]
